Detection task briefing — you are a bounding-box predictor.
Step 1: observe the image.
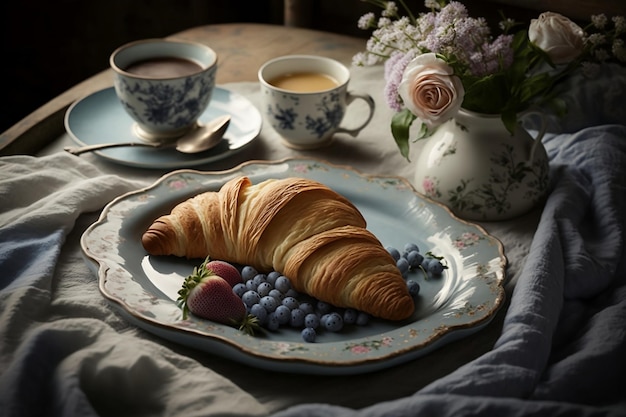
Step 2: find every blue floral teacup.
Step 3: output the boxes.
[110,39,217,142]
[259,55,375,149]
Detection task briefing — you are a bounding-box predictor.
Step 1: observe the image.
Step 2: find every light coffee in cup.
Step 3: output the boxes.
[259,55,375,149]
[268,72,338,92]
[110,39,217,141]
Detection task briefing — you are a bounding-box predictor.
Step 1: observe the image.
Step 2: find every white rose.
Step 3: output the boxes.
[398,53,465,129]
[529,12,585,64]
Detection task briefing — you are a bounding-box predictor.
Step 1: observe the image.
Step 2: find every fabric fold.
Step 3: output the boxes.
[270,125,626,416]
[0,153,268,417]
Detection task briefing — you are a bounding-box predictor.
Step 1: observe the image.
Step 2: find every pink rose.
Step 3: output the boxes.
[398,53,465,129]
[529,12,584,64]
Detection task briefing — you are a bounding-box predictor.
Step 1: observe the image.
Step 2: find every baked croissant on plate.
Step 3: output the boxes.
[142,176,414,321]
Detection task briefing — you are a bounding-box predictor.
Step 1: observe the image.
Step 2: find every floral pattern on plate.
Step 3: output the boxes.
[81,158,506,375]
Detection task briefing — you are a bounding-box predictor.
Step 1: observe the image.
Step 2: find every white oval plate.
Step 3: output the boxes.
[81,158,506,375]
[65,86,262,169]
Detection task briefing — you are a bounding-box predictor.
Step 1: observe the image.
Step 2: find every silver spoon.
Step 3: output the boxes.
[64,115,231,156]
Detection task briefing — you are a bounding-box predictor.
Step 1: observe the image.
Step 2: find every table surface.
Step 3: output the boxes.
[0,23,366,156]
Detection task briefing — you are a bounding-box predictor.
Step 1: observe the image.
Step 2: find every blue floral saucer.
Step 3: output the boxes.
[64,87,262,169]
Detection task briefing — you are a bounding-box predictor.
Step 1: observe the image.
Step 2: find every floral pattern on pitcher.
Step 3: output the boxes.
[446,143,547,216]
[414,110,551,221]
[421,176,442,199]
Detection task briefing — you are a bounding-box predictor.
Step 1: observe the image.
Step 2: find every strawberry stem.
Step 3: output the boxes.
[177,256,213,320]
[234,314,262,336]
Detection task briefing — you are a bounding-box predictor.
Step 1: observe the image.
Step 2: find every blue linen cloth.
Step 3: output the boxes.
[0,154,269,417]
[270,130,626,417]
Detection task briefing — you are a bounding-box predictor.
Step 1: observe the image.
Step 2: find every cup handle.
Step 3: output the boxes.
[520,110,547,163]
[335,92,376,137]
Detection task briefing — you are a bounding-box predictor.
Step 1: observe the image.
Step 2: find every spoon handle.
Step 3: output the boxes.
[64,141,162,156]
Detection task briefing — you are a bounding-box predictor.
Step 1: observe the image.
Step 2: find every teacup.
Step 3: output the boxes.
[110,38,218,141]
[258,55,375,149]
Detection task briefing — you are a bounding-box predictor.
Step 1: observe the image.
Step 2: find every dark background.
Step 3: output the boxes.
[0,1,286,133]
[2,0,624,134]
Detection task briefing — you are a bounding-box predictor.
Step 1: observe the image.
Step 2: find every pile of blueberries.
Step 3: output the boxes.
[387,242,446,297]
[233,243,445,342]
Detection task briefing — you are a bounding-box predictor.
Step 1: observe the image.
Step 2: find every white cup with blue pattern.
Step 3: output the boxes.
[258,55,375,149]
[110,39,217,142]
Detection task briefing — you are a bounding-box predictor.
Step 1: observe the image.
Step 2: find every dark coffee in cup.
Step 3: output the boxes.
[110,39,217,141]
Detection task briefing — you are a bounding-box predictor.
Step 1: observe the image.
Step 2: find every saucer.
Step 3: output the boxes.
[64,86,262,169]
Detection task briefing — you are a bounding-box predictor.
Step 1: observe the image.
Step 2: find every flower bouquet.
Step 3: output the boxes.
[354,0,626,159]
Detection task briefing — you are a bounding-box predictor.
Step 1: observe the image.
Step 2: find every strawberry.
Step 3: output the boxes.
[204,260,242,287]
[177,259,259,335]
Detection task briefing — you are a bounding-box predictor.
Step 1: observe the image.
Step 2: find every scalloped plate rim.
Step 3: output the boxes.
[80,157,507,375]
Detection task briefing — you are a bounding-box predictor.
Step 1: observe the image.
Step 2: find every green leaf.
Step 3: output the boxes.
[547,97,568,117]
[512,30,529,52]
[519,72,554,103]
[462,74,508,114]
[391,109,417,161]
[501,110,517,135]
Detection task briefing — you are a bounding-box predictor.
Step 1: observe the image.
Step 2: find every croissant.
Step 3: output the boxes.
[142,176,414,321]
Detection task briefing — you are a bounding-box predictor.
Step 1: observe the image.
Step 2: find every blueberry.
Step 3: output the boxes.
[256,282,273,297]
[406,279,420,297]
[301,327,316,343]
[260,295,279,312]
[406,250,424,269]
[299,302,315,315]
[249,303,268,325]
[242,290,261,307]
[343,308,358,325]
[396,257,410,276]
[304,313,320,329]
[268,289,284,301]
[245,280,258,291]
[232,283,247,298]
[266,313,280,331]
[266,270,281,286]
[290,308,306,327]
[274,276,292,293]
[241,266,258,281]
[428,259,445,275]
[404,242,420,254]
[252,273,267,286]
[356,312,370,326]
[323,312,343,332]
[285,289,300,298]
[386,246,401,261]
[274,305,291,325]
[282,296,299,310]
[316,301,332,315]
